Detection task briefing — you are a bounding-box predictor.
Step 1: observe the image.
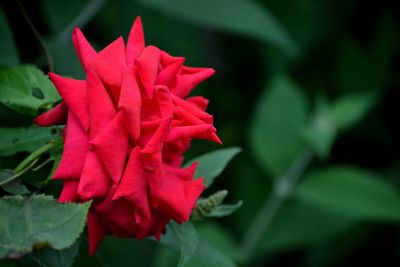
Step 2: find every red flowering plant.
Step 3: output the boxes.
[0,8,241,264]
[34,16,220,254]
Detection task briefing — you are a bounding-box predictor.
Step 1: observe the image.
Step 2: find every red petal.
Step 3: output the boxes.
[167,124,221,143]
[53,112,89,180]
[171,94,213,124]
[87,212,109,256]
[91,112,128,184]
[87,69,116,138]
[58,180,79,202]
[48,73,89,130]
[173,67,215,98]
[34,102,67,126]
[118,68,141,140]
[155,85,173,118]
[136,45,161,98]
[157,51,184,88]
[126,17,145,65]
[150,172,204,222]
[113,147,150,220]
[78,151,111,199]
[142,117,172,154]
[89,37,127,104]
[186,96,209,111]
[72,27,97,69]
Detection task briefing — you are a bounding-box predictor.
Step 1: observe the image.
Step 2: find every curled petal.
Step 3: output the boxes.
[119,68,141,140]
[173,66,215,98]
[48,73,89,130]
[87,212,109,256]
[136,45,161,98]
[167,124,221,143]
[171,94,213,124]
[90,37,127,104]
[72,27,97,69]
[87,69,116,138]
[186,96,209,111]
[126,17,145,65]
[113,147,150,221]
[150,173,204,222]
[91,112,129,184]
[78,151,111,200]
[157,51,185,88]
[53,112,89,180]
[58,180,79,203]
[34,102,68,126]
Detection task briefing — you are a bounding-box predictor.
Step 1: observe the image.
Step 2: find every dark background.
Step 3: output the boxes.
[1,0,400,266]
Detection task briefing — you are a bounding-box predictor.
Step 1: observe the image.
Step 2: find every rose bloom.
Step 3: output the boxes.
[35,17,220,254]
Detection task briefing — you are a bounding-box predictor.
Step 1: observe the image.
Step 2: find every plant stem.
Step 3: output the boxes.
[0,158,39,187]
[15,0,54,72]
[14,143,53,173]
[240,148,314,262]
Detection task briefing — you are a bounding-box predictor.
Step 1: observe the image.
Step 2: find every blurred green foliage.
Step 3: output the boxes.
[1,0,400,266]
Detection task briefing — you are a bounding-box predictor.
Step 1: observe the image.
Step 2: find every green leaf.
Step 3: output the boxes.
[305,94,375,158]
[0,7,20,66]
[0,195,90,259]
[208,201,243,218]
[160,221,198,267]
[249,75,308,177]
[185,147,241,188]
[0,65,60,115]
[32,240,81,267]
[135,0,298,56]
[295,166,400,222]
[0,126,54,156]
[0,169,29,195]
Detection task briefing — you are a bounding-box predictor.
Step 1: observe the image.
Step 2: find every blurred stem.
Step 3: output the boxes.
[240,148,314,262]
[52,0,108,43]
[0,158,39,187]
[15,0,54,72]
[14,143,53,173]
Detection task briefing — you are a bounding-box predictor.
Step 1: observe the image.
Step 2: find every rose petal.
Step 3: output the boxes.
[48,73,89,130]
[72,27,97,69]
[91,112,128,184]
[186,96,209,111]
[89,37,127,105]
[58,180,79,203]
[171,94,213,124]
[53,111,89,180]
[126,17,145,65]
[78,151,111,199]
[119,68,141,139]
[87,212,109,256]
[34,102,68,126]
[136,45,161,98]
[167,124,221,143]
[157,51,184,88]
[113,147,150,221]
[173,66,215,98]
[87,69,116,138]
[155,85,174,118]
[150,172,204,222]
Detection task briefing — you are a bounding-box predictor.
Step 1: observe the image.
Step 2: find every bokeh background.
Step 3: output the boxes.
[1,0,400,266]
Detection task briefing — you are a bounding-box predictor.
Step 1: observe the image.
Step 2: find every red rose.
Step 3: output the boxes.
[34,17,221,255]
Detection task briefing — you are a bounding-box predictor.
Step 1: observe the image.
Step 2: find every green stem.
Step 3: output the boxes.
[240,148,314,262]
[14,143,53,173]
[16,0,54,72]
[0,158,39,187]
